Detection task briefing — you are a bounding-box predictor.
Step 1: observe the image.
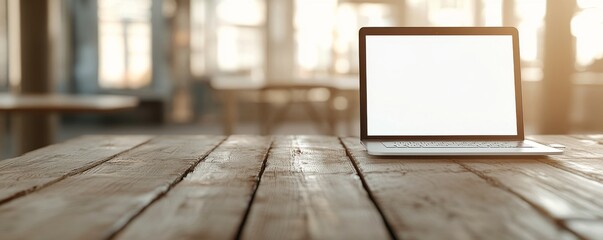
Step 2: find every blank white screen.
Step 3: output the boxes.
[366,35,518,136]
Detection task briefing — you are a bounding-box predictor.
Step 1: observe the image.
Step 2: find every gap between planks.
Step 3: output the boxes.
[0,135,225,240]
[339,137,398,240]
[240,136,391,239]
[106,136,228,240]
[523,135,603,186]
[0,136,153,206]
[450,135,603,239]
[345,139,577,239]
[452,160,585,239]
[234,139,274,240]
[110,135,272,240]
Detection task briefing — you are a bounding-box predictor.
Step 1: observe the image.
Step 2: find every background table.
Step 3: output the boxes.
[0,93,139,113]
[1,135,602,239]
[211,77,358,135]
[0,93,138,155]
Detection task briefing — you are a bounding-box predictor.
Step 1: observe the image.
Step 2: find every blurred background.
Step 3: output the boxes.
[1,0,602,157]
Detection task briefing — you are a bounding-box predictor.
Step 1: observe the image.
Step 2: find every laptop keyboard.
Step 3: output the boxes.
[382,141,533,148]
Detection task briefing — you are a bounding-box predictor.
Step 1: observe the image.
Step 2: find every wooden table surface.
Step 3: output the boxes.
[1,135,603,239]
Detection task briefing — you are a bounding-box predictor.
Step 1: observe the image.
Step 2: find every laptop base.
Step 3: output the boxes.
[363,140,563,156]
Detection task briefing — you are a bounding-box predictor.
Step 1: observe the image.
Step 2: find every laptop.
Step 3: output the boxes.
[359,27,563,156]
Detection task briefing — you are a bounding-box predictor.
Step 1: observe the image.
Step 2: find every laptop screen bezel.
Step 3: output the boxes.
[359,27,525,141]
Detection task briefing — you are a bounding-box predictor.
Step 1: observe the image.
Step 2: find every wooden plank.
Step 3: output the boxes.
[530,135,603,158]
[566,220,603,240]
[114,135,272,240]
[456,158,603,220]
[0,135,151,203]
[0,135,223,240]
[341,137,574,240]
[241,136,390,240]
[528,135,603,183]
[575,134,603,142]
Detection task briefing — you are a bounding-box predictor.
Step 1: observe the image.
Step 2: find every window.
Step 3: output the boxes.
[294,0,336,77]
[216,0,265,75]
[0,0,8,89]
[294,0,394,77]
[426,0,475,26]
[572,0,603,70]
[190,0,265,77]
[515,0,546,64]
[333,3,393,75]
[188,0,598,81]
[190,0,205,77]
[98,0,152,89]
[481,0,502,26]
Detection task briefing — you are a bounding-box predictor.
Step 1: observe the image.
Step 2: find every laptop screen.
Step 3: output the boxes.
[365,34,518,136]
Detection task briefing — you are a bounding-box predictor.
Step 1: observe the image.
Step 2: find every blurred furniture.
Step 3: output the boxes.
[209,76,264,135]
[0,93,138,154]
[573,72,603,132]
[211,77,358,135]
[0,93,139,113]
[0,112,5,157]
[0,134,602,239]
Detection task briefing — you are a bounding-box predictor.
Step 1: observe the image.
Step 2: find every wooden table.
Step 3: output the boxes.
[1,135,603,239]
[0,93,139,113]
[0,93,139,155]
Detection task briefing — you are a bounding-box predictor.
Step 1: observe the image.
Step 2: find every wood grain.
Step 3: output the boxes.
[0,135,151,203]
[577,134,603,142]
[457,157,603,220]
[528,135,603,183]
[115,135,272,240]
[241,136,390,240]
[0,135,223,240]
[341,137,574,240]
[566,220,603,240]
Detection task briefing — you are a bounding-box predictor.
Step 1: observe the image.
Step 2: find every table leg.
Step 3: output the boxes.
[222,90,237,135]
[326,88,337,136]
[0,112,5,158]
[346,92,359,136]
[13,112,56,155]
[258,90,269,135]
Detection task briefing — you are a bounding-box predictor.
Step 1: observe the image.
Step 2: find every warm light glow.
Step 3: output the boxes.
[214,0,264,74]
[427,0,473,26]
[188,0,603,81]
[98,0,152,89]
[190,0,205,76]
[334,58,350,74]
[217,26,240,72]
[577,0,603,9]
[572,4,603,68]
[217,26,264,73]
[482,0,502,26]
[515,0,546,63]
[217,0,265,26]
[294,0,336,75]
[517,22,540,62]
[99,22,125,86]
[295,1,392,76]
